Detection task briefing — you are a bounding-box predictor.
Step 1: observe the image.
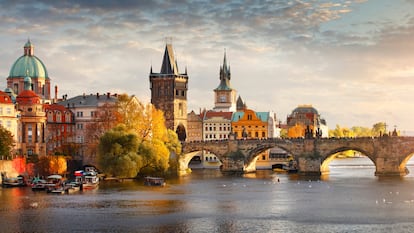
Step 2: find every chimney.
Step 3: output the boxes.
[54,85,58,103]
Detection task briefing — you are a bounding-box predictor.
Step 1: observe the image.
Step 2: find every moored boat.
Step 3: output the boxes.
[45,175,64,194]
[31,178,47,191]
[1,173,27,188]
[74,167,99,190]
[144,177,166,186]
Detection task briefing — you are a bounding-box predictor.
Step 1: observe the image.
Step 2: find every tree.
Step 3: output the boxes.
[372,122,386,137]
[98,94,182,177]
[98,125,141,178]
[85,102,119,161]
[0,126,15,160]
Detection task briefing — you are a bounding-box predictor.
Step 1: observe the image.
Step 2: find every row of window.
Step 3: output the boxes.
[234,125,266,128]
[0,120,13,129]
[0,107,12,115]
[205,126,231,131]
[204,134,228,139]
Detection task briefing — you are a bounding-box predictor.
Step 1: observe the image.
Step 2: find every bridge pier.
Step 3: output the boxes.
[374,157,409,176]
[297,157,322,175]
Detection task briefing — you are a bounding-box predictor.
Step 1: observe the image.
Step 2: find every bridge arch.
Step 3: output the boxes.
[245,144,295,172]
[399,152,414,174]
[320,147,375,175]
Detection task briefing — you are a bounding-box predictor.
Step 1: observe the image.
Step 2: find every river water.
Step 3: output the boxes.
[1,157,414,233]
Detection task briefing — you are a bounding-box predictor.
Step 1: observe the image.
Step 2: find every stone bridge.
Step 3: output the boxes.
[180,137,414,176]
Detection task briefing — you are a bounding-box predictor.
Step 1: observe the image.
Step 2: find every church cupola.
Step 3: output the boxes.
[24,39,34,56]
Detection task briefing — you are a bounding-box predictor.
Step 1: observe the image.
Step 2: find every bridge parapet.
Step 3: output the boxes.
[181,137,414,176]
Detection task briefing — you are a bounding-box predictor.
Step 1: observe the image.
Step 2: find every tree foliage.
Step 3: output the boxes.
[85,102,119,159]
[97,94,182,177]
[329,122,390,138]
[0,126,15,159]
[98,125,141,178]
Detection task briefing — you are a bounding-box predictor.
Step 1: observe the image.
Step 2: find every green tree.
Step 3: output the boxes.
[0,126,14,160]
[98,125,141,178]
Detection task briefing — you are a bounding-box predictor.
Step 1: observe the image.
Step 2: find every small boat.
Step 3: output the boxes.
[31,178,48,191]
[45,175,65,194]
[144,177,166,186]
[1,174,27,188]
[64,181,81,194]
[74,168,99,190]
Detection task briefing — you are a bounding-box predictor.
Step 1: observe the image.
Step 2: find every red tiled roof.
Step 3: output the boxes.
[204,111,233,120]
[0,91,12,104]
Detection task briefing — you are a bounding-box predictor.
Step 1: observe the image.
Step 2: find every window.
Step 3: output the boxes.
[0,107,2,115]
[28,125,33,143]
[6,108,11,115]
[56,112,62,122]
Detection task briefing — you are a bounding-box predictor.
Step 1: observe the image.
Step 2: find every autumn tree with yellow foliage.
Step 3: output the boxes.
[98,94,182,178]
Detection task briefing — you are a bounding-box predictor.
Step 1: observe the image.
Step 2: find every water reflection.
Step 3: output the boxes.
[1,158,414,232]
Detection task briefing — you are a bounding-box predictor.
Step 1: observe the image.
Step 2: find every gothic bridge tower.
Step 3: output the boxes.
[149,43,188,141]
[213,51,237,112]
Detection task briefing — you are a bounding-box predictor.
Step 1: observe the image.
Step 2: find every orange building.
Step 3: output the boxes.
[231,108,269,139]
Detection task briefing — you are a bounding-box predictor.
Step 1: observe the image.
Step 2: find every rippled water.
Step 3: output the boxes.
[2,157,414,233]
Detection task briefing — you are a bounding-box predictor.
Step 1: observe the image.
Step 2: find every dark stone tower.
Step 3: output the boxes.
[149,43,188,141]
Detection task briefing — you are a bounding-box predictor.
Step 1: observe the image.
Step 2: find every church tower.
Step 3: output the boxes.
[213,51,237,112]
[149,43,188,141]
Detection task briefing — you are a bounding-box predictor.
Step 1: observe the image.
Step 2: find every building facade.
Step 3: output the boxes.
[44,103,75,156]
[231,108,269,139]
[186,110,203,142]
[0,91,19,143]
[287,105,328,138]
[15,77,47,158]
[202,110,233,141]
[57,93,117,164]
[149,43,188,141]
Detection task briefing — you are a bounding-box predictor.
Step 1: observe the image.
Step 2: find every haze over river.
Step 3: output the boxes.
[1,157,414,233]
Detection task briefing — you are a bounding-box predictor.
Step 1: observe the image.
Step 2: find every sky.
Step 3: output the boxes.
[0,0,414,134]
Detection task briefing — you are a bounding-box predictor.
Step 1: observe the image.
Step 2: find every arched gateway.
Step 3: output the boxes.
[181,137,414,176]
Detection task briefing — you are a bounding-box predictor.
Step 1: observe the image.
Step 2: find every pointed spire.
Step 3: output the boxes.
[216,49,232,90]
[160,43,179,75]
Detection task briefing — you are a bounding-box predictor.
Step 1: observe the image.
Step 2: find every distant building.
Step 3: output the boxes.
[232,108,269,139]
[57,93,117,164]
[213,52,237,112]
[287,105,328,138]
[0,90,19,144]
[15,77,47,158]
[202,110,233,141]
[187,110,203,142]
[149,43,188,141]
[44,103,75,156]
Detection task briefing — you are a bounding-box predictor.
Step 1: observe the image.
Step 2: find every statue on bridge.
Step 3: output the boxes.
[305,125,313,139]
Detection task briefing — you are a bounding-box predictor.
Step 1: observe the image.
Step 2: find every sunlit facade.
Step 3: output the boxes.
[287,104,328,138]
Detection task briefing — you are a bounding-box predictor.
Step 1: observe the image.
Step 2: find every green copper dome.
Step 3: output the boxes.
[8,40,49,79]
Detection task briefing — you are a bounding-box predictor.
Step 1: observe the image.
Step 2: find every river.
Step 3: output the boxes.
[1,157,414,233]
